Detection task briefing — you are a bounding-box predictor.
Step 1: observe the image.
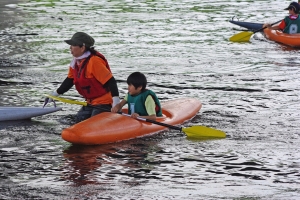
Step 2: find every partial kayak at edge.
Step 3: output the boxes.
[263,28,300,47]
[0,107,62,121]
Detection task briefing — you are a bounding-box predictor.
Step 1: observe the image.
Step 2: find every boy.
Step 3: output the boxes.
[264,2,300,34]
[111,72,162,120]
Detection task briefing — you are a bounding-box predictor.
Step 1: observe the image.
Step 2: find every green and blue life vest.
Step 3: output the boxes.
[282,15,300,33]
[127,90,162,117]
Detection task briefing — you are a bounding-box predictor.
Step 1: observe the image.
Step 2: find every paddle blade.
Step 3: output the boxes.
[229,31,253,42]
[182,126,226,138]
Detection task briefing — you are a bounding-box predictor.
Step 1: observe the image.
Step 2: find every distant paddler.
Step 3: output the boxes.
[263,2,300,34]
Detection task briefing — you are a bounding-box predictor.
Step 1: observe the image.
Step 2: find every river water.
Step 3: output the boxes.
[0,0,299,199]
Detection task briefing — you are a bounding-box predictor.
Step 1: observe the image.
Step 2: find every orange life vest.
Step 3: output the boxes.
[73,51,111,100]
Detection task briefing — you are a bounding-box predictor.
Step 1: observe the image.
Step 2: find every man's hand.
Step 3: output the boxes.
[43,91,59,108]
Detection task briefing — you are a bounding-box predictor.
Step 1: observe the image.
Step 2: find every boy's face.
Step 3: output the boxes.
[128,84,142,96]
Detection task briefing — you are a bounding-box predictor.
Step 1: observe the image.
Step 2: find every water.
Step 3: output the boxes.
[0,0,300,199]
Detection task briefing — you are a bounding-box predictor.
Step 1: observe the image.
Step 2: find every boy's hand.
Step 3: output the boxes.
[111,104,120,113]
[111,104,121,113]
[131,113,140,119]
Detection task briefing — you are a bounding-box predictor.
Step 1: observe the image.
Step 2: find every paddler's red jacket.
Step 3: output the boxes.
[67,54,113,105]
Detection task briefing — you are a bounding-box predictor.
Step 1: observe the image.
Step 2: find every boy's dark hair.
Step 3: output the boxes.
[284,2,300,14]
[127,72,147,91]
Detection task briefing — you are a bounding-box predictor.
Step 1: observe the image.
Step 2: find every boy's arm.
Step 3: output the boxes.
[145,96,156,115]
[131,96,157,120]
[264,20,285,31]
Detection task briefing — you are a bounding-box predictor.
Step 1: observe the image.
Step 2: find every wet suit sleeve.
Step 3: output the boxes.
[57,77,74,95]
[103,76,119,97]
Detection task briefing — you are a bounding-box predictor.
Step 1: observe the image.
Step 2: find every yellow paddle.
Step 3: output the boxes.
[229,20,281,42]
[45,94,226,139]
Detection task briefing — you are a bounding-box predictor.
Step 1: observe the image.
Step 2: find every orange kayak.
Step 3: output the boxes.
[62,98,202,145]
[263,28,300,47]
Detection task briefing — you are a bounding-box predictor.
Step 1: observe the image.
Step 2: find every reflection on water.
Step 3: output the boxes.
[0,0,300,199]
[62,143,153,187]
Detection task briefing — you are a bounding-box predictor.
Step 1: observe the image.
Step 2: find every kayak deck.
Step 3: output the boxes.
[61,98,202,145]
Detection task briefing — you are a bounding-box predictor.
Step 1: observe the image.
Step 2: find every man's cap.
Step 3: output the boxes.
[284,2,300,14]
[64,32,95,47]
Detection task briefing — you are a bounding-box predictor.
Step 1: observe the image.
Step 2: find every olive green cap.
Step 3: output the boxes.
[64,32,95,47]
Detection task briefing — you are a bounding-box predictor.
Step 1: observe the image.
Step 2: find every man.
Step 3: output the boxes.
[44,32,120,122]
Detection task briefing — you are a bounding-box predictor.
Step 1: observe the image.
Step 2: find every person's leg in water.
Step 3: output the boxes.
[76,104,112,122]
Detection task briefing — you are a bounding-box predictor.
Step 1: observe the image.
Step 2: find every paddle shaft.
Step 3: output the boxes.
[253,20,282,33]
[121,113,182,131]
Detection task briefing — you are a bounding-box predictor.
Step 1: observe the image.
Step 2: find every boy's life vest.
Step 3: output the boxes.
[127,90,163,117]
[281,15,300,33]
[73,51,111,100]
